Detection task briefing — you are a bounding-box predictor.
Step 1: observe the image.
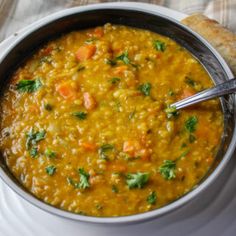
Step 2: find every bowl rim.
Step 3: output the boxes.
[0,3,235,224]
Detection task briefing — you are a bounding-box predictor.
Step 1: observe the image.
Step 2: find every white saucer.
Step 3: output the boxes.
[0,2,236,236]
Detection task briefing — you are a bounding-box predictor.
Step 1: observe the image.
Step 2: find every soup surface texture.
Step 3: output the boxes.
[0,24,223,217]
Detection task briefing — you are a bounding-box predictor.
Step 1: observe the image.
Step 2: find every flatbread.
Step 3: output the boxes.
[181,13,236,76]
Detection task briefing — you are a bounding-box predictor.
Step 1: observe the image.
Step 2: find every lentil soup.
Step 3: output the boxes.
[0,24,223,217]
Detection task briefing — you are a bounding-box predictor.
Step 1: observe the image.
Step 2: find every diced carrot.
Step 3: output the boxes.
[114,66,128,75]
[43,46,53,55]
[76,44,96,61]
[93,27,104,38]
[79,142,97,151]
[123,140,151,160]
[181,88,195,99]
[109,163,127,172]
[56,82,77,100]
[83,92,96,110]
[29,105,40,114]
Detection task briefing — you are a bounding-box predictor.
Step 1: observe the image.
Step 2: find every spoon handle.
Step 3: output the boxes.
[171,78,236,110]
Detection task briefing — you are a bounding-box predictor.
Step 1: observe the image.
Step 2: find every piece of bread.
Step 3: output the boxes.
[181,13,236,76]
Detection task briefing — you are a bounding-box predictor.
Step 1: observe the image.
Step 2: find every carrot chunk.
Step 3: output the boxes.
[79,142,97,151]
[76,45,96,61]
[56,82,76,99]
[181,88,195,99]
[83,92,96,110]
[93,27,104,38]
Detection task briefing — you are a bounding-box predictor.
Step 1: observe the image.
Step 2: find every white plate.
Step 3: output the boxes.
[0,2,236,236]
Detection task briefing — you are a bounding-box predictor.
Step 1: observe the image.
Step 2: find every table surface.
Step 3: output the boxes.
[0,1,236,236]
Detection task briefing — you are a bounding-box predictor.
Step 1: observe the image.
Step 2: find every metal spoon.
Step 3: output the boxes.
[171,78,236,110]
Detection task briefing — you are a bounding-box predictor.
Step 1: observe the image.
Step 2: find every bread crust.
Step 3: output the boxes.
[181,13,236,76]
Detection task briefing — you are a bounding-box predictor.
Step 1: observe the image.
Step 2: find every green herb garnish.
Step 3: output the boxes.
[16,78,42,93]
[159,160,176,180]
[185,116,198,133]
[112,185,119,193]
[138,83,152,96]
[30,147,38,158]
[189,134,196,143]
[185,76,196,87]
[45,148,56,158]
[165,106,179,119]
[77,168,90,189]
[46,165,56,176]
[153,40,166,52]
[159,150,189,180]
[147,191,157,205]
[126,172,150,189]
[116,51,130,65]
[98,144,114,159]
[26,129,46,150]
[72,111,87,120]
[111,77,121,84]
[105,58,117,66]
[67,168,90,189]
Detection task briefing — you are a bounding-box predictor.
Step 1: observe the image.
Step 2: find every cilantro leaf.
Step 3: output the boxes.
[105,58,117,66]
[45,148,56,158]
[185,76,196,87]
[185,116,198,133]
[98,144,114,159]
[30,147,38,158]
[153,40,166,52]
[77,168,90,189]
[165,106,179,119]
[26,129,46,150]
[147,191,157,205]
[72,111,87,120]
[67,168,90,189]
[138,83,152,96]
[16,78,42,93]
[159,160,176,180]
[116,51,130,65]
[126,172,150,189]
[46,165,56,176]
[111,77,121,84]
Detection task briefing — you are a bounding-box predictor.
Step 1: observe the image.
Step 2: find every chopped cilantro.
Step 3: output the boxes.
[16,78,42,93]
[159,160,176,180]
[30,147,38,158]
[147,191,157,205]
[168,90,175,96]
[45,148,56,158]
[98,144,114,159]
[40,56,52,64]
[165,106,179,119]
[72,111,87,120]
[111,77,121,84]
[105,58,117,66]
[67,168,90,189]
[112,185,119,193]
[46,165,56,176]
[77,168,90,189]
[138,83,152,96]
[126,172,150,189]
[189,134,196,143]
[153,40,166,52]
[185,76,196,87]
[116,51,130,65]
[26,129,46,150]
[185,116,198,133]
[159,150,189,180]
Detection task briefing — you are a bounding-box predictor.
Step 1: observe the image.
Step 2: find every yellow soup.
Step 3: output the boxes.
[0,24,223,217]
